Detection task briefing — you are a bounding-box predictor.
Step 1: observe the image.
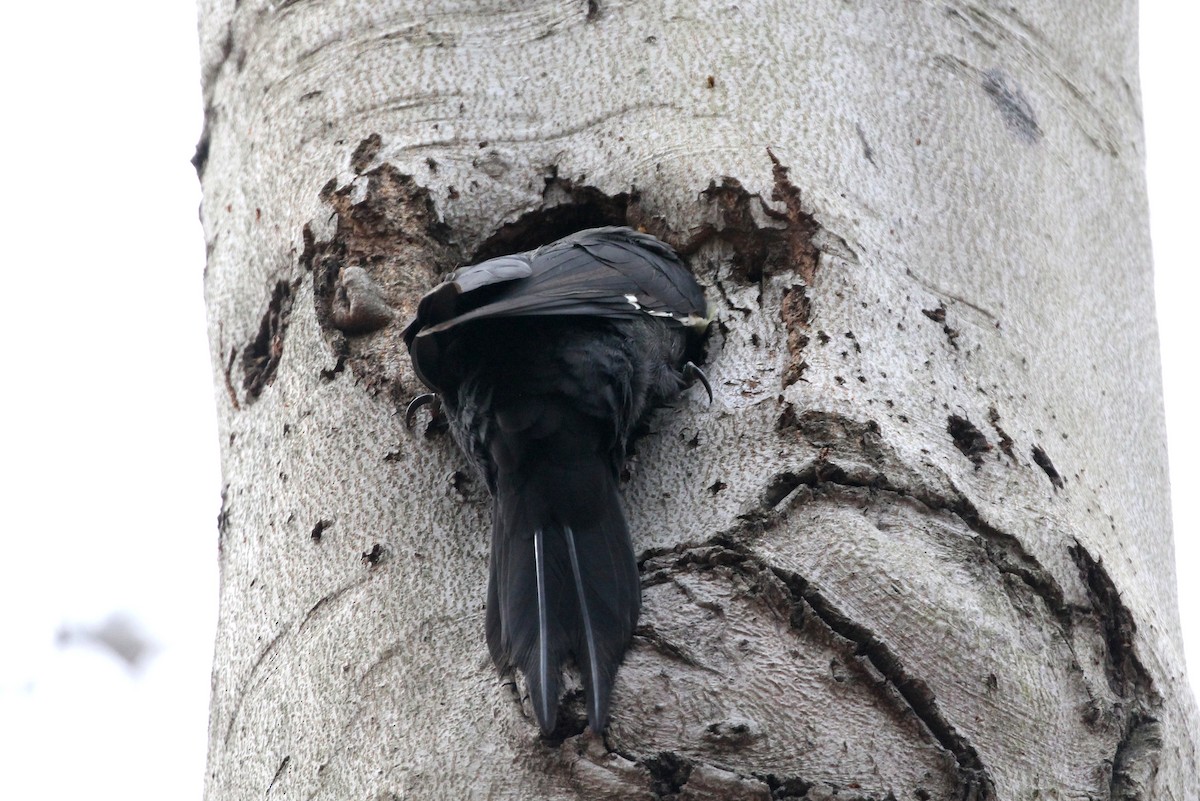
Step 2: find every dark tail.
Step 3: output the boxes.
[485,456,640,734]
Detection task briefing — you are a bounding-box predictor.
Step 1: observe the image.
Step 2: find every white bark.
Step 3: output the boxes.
[198,1,1197,798]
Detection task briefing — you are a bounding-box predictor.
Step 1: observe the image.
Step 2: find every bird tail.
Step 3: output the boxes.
[485,458,640,735]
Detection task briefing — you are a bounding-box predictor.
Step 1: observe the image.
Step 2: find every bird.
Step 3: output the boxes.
[403,226,712,735]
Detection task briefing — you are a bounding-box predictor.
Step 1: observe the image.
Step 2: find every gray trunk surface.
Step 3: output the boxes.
[197,1,1197,798]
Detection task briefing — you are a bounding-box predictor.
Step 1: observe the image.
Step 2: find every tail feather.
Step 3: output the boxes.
[563,525,603,726]
[486,470,639,734]
[562,523,641,731]
[530,528,556,730]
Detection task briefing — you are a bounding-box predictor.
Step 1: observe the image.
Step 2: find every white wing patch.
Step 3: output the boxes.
[626,293,687,320]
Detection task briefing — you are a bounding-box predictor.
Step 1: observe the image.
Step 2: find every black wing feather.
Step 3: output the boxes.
[405,227,707,394]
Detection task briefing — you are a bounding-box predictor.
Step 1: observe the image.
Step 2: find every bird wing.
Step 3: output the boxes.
[403,228,709,393]
[406,228,708,339]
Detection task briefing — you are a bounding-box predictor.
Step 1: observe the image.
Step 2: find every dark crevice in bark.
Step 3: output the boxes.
[298,575,373,634]
[1108,713,1164,801]
[633,623,719,672]
[981,68,1043,144]
[764,773,814,798]
[241,279,296,403]
[690,406,1162,798]
[635,749,802,801]
[318,352,347,383]
[762,471,806,510]
[310,519,331,542]
[265,755,290,795]
[780,285,811,387]
[1031,444,1064,489]
[922,303,962,349]
[986,406,1016,461]
[468,169,632,262]
[618,723,937,800]
[770,563,992,799]
[854,123,877,167]
[191,117,211,178]
[637,538,991,799]
[1068,542,1154,701]
[360,543,386,565]
[223,345,241,411]
[644,751,692,799]
[635,406,1165,797]
[620,748,932,801]
[774,408,1076,638]
[947,414,991,467]
[216,484,232,543]
[535,690,589,745]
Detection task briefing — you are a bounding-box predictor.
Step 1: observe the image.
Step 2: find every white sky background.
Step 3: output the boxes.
[0,3,1193,798]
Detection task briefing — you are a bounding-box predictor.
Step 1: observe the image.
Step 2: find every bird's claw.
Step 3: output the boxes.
[682,362,713,404]
[405,393,442,430]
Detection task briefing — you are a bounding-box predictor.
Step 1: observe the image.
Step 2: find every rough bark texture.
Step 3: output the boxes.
[198,2,1197,799]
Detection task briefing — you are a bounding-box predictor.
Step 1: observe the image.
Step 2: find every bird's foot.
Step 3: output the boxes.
[404,393,443,430]
[682,362,713,404]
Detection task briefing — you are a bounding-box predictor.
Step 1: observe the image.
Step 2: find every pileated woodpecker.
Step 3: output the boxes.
[404,227,711,734]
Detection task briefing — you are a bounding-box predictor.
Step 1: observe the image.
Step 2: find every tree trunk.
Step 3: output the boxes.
[197,1,1197,798]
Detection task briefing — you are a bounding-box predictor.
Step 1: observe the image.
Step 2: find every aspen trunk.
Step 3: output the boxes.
[198,1,1197,798]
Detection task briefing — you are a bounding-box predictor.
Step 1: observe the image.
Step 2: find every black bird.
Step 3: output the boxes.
[403,227,711,734]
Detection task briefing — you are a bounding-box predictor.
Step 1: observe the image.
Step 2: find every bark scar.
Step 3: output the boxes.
[241,279,297,403]
[640,538,994,798]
